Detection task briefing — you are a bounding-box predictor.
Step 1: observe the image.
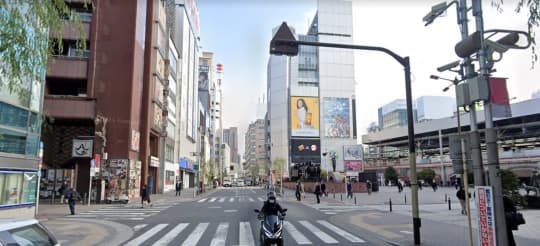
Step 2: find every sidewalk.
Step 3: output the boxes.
[37,186,219,245]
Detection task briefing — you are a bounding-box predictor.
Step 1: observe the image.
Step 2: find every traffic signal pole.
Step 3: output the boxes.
[471,0,508,244]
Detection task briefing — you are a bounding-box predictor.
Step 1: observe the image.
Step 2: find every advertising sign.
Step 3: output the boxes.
[72,139,93,157]
[476,186,497,246]
[291,138,321,163]
[199,58,210,91]
[291,96,320,137]
[323,97,351,138]
[344,160,363,173]
[343,145,363,161]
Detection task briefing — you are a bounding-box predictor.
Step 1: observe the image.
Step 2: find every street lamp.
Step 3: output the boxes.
[270,22,422,245]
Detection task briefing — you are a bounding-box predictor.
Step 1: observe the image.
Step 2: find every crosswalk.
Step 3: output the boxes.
[68,203,177,221]
[304,204,367,215]
[125,220,366,245]
[197,196,273,203]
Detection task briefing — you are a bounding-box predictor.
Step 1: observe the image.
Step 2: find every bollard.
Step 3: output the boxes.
[404,194,407,204]
[389,198,393,212]
[333,193,335,199]
[448,197,451,210]
[340,194,343,201]
[445,193,447,202]
[354,196,357,205]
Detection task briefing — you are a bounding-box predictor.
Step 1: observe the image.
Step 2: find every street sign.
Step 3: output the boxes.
[476,186,497,246]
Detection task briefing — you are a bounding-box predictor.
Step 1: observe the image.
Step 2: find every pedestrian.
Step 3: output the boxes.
[346,181,353,199]
[397,180,403,193]
[431,181,437,192]
[66,188,81,215]
[366,180,372,195]
[456,186,469,215]
[504,195,525,246]
[59,181,67,204]
[175,181,182,196]
[295,180,304,201]
[141,184,152,208]
[314,181,322,204]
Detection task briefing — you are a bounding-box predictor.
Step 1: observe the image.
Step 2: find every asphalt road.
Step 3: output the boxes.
[118,187,388,246]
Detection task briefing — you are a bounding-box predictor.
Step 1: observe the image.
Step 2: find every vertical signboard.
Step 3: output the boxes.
[323,97,351,138]
[476,186,497,246]
[290,97,320,137]
[343,145,364,174]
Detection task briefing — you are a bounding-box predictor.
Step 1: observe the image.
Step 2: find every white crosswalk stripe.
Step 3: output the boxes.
[181,223,209,246]
[317,220,365,243]
[124,224,167,246]
[209,197,217,203]
[248,197,254,202]
[229,197,234,202]
[68,205,170,220]
[154,223,189,246]
[198,198,208,203]
[257,197,265,202]
[210,223,229,246]
[218,197,226,202]
[125,220,366,245]
[239,221,255,246]
[299,220,339,244]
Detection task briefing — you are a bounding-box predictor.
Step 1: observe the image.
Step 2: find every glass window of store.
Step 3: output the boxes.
[0,171,37,207]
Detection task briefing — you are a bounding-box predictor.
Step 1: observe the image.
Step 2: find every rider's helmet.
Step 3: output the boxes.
[267,191,276,204]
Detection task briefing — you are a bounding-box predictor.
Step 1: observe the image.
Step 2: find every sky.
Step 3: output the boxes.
[197,0,540,156]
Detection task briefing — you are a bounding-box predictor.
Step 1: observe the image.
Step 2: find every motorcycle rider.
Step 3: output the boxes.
[258,191,286,218]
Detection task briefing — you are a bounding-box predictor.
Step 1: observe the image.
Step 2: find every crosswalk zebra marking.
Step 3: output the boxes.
[249,197,255,202]
[198,198,208,203]
[209,198,217,203]
[124,223,167,246]
[317,220,365,243]
[133,224,147,232]
[229,197,234,202]
[219,197,226,202]
[153,223,189,246]
[283,221,312,245]
[181,223,209,246]
[210,223,229,246]
[299,221,339,244]
[239,221,255,246]
[257,197,264,202]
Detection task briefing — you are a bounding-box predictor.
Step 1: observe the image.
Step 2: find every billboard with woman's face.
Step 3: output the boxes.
[290,96,320,137]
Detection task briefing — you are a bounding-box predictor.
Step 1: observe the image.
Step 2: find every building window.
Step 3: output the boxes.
[165,171,175,186]
[0,171,37,207]
[0,129,26,155]
[165,144,174,162]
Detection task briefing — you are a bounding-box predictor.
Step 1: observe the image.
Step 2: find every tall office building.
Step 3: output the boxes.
[267,0,358,178]
[245,119,268,177]
[416,96,455,122]
[377,99,418,129]
[223,127,240,164]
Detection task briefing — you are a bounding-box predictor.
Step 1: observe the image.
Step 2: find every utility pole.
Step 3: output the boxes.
[471,0,508,244]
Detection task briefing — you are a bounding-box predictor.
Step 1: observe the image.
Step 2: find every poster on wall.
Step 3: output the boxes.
[323,97,350,138]
[476,186,497,246]
[290,96,320,137]
[290,138,321,163]
[344,160,363,173]
[198,59,209,91]
[343,145,363,161]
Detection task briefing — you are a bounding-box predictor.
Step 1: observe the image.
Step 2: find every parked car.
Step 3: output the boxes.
[0,219,59,246]
[223,180,232,187]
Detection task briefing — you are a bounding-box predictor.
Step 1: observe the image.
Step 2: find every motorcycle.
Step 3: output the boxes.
[254,208,287,246]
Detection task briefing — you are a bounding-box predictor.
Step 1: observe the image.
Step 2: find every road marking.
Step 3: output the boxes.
[317,220,365,243]
[133,224,147,232]
[198,198,208,203]
[283,221,312,245]
[299,221,339,244]
[400,231,413,235]
[210,223,229,246]
[325,212,337,215]
[249,197,254,202]
[70,214,152,218]
[229,197,235,202]
[219,197,226,202]
[105,217,144,221]
[224,210,237,213]
[181,223,209,246]
[154,223,189,246]
[208,206,221,209]
[81,212,146,215]
[258,197,264,202]
[124,223,168,246]
[239,221,255,246]
[209,197,217,203]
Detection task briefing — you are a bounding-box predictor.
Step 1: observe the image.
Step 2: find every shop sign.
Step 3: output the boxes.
[476,186,496,246]
[150,156,160,167]
[109,159,129,168]
[72,139,93,158]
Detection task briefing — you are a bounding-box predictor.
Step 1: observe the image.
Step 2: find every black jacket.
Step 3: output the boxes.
[260,201,285,216]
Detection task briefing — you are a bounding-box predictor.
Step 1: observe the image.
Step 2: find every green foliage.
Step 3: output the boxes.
[205,159,215,181]
[500,169,526,206]
[417,169,436,183]
[384,166,399,183]
[0,0,88,98]
[320,169,327,181]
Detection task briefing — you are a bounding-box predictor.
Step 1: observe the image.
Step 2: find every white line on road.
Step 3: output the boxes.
[229,197,234,202]
[198,198,208,203]
[325,212,337,215]
[224,210,237,213]
[257,197,264,202]
[181,223,209,246]
[299,221,339,244]
[400,231,413,235]
[124,223,168,246]
[239,221,255,246]
[133,224,147,232]
[317,220,365,243]
[105,218,144,221]
[209,197,217,203]
[283,221,312,245]
[219,197,225,202]
[249,197,254,202]
[153,223,189,246]
[210,223,229,246]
